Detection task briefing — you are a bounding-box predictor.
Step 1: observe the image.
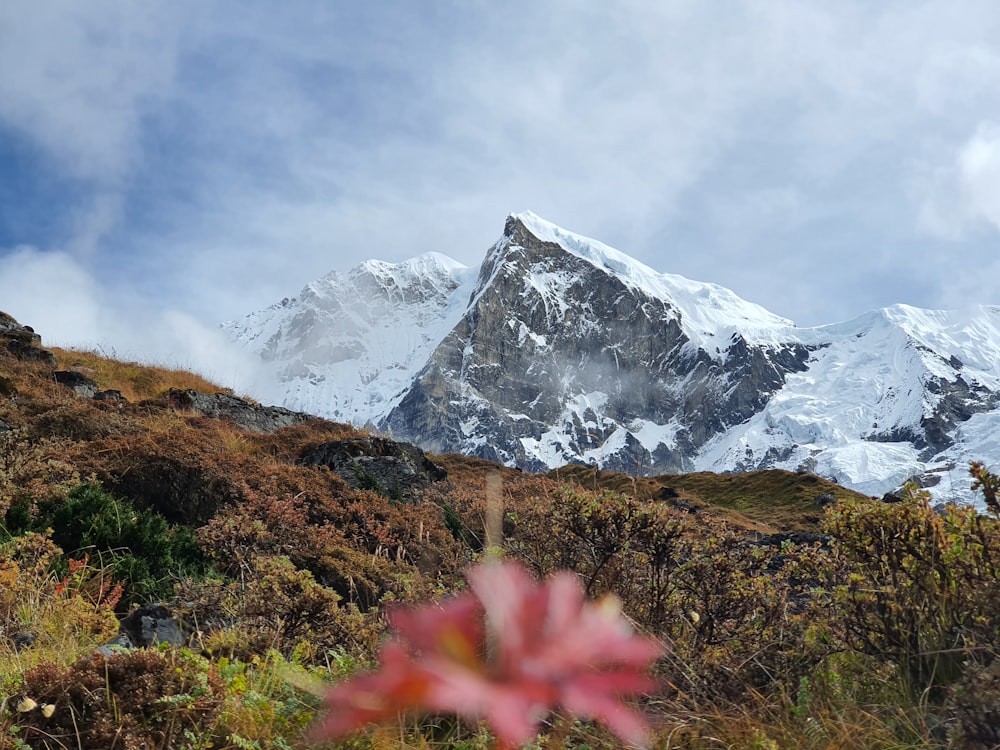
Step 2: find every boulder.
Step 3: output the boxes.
[300,436,448,501]
[656,486,679,500]
[814,492,836,508]
[94,389,127,402]
[0,311,55,366]
[120,603,192,647]
[95,632,134,657]
[11,632,36,651]
[53,370,98,398]
[165,389,312,433]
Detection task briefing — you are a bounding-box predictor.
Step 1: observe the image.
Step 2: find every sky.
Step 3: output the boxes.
[2,1,1000,393]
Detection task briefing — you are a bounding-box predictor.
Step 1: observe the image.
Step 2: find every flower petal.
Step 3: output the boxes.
[310,644,430,740]
[560,679,653,748]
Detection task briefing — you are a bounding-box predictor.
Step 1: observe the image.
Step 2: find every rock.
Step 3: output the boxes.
[381,214,815,473]
[881,491,904,504]
[165,389,312,433]
[655,487,697,513]
[53,370,98,398]
[300,436,448,501]
[0,374,16,398]
[814,492,836,508]
[12,632,36,651]
[120,603,192,648]
[94,389,127,402]
[95,632,134,656]
[0,311,56,366]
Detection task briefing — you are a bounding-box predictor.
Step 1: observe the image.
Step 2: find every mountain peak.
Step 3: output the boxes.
[229,212,1000,506]
[357,251,469,279]
[502,211,796,349]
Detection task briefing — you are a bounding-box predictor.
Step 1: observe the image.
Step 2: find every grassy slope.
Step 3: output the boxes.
[49,347,233,402]
[5,336,981,750]
[18,346,869,536]
[546,463,869,531]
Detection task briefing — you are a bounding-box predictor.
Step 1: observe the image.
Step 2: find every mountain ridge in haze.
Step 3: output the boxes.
[224,212,1000,504]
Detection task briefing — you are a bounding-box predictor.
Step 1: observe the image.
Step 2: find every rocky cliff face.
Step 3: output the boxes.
[226,213,1000,504]
[383,215,814,473]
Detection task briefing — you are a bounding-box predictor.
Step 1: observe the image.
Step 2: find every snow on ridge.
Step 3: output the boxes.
[695,301,1000,504]
[228,249,478,425]
[354,253,475,301]
[882,304,1000,375]
[511,211,797,350]
[359,251,470,279]
[803,304,1000,382]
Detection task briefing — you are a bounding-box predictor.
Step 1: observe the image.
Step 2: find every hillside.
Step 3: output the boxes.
[2,310,1000,749]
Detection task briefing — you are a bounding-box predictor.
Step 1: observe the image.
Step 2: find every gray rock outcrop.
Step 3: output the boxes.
[383,215,813,473]
[300,436,448,501]
[53,370,99,398]
[165,389,313,433]
[0,311,56,366]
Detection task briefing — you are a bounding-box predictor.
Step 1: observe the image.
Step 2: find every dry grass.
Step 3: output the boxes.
[548,464,868,531]
[1,344,992,750]
[49,346,232,401]
[0,535,120,693]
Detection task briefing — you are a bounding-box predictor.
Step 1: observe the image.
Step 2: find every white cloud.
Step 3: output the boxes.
[0,244,273,399]
[958,122,1000,231]
[5,0,1000,356]
[917,121,1000,240]
[0,0,184,182]
[0,246,104,344]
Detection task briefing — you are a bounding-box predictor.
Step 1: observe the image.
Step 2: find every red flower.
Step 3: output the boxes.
[311,561,662,748]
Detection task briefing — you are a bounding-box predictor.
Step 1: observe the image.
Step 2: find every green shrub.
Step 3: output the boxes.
[5,483,204,605]
[821,483,1000,701]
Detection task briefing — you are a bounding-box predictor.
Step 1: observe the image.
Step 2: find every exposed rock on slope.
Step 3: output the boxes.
[165,389,313,434]
[1,311,56,366]
[382,214,814,473]
[300,437,448,501]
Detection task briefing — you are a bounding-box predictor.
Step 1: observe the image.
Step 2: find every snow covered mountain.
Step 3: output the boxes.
[225,212,1000,504]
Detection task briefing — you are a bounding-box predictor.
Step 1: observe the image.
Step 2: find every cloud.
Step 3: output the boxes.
[0,0,184,182]
[958,122,1000,230]
[0,246,104,343]
[917,121,1000,240]
[4,0,1000,358]
[0,244,272,398]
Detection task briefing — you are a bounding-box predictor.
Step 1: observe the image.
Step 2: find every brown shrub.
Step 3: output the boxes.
[197,480,462,612]
[12,649,224,750]
[75,430,247,525]
[948,659,1000,749]
[176,555,382,663]
[23,395,135,443]
[821,491,1000,698]
[0,429,80,518]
